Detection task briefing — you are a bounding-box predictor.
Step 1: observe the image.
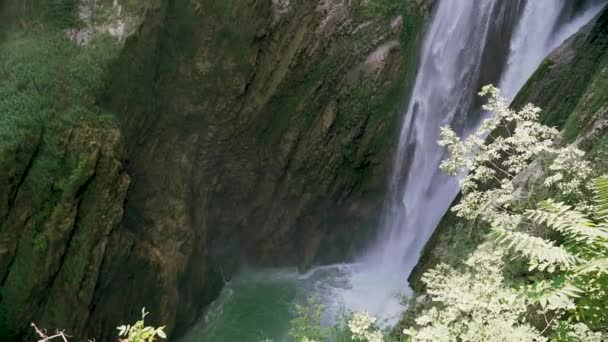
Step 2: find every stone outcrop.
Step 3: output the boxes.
[0,0,432,339]
[92,0,431,339]
[0,120,129,339]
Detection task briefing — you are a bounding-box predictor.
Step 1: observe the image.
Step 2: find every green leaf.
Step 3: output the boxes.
[117,325,127,336]
[595,176,608,221]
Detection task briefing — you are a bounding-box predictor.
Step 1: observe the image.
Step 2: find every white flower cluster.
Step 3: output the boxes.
[403,243,546,342]
[567,322,605,342]
[544,146,594,198]
[403,241,605,341]
[438,85,593,223]
[302,338,319,342]
[347,312,384,342]
[414,85,608,341]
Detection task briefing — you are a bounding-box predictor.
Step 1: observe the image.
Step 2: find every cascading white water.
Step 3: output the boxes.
[183,2,607,340]
[335,0,517,321]
[500,0,607,98]
[369,0,608,278]
[339,0,607,323]
[366,0,506,274]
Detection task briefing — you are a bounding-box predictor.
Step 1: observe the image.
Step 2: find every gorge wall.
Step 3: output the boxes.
[0,0,433,339]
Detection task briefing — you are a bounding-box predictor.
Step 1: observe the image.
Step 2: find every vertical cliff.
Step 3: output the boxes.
[0,0,432,339]
[93,0,431,339]
[0,1,136,338]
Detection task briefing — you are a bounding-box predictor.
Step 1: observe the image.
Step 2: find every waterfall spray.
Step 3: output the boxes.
[341,0,607,323]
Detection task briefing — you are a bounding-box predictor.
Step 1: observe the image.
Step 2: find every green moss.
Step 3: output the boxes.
[353,0,411,20]
[0,307,18,342]
[563,61,608,141]
[0,19,121,214]
[55,157,90,194]
[0,0,79,30]
[42,0,78,28]
[32,233,48,253]
[0,6,125,335]
[587,134,608,173]
[512,7,608,139]
[0,30,120,142]
[512,59,554,113]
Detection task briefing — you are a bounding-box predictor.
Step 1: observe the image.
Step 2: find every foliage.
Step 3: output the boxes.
[401,86,607,340]
[0,1,122,153]
[117,308,167,342]
[356,0,405,18]
[289,300,385,342]
[27,308,166,341]
[353,0,423,21]
[32,233,48,253]
[289,298,327,342]
[347,312,383,342]
[291,85,608,341]
[403,243,545,341]
[42,0,78,28]
[517,178,608,327]
[438,85,593,223]
[0,307,17,341]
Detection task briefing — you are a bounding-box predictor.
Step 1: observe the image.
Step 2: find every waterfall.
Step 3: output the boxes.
[182,2,607,340]
[500,0,607,98]
[344,0,607,322]
[365,0,519,273]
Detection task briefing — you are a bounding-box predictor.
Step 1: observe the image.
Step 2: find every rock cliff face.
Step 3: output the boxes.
[0,0,431,339]
[93,0,432,338]
[0,121,129,338]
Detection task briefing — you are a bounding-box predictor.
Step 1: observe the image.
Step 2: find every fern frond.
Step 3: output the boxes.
[595,176,608,222]
[573,258,608,275]
[526,200,608,242]
[493,228,577,270]
[526,279,583,309]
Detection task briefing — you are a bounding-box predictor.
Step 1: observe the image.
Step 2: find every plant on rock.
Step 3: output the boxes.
[403,243,545,341]
[289,298,327,342]
[30,307,167,341]
[289,86,607,341]
[403,86,606,341]
[514,177,608,328]
[117,308,167,342]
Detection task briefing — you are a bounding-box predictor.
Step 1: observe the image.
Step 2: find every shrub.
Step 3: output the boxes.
[402,86,607,341]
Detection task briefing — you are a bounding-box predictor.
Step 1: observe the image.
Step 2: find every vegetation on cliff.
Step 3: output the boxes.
[399,7,608,341]
[288,83,608,341]
[6,0,608,341]
[401,87,607,341]
[410,3,608,296]
[0,0,430,340]
[0,1,133,340]
[30,308,167,342]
